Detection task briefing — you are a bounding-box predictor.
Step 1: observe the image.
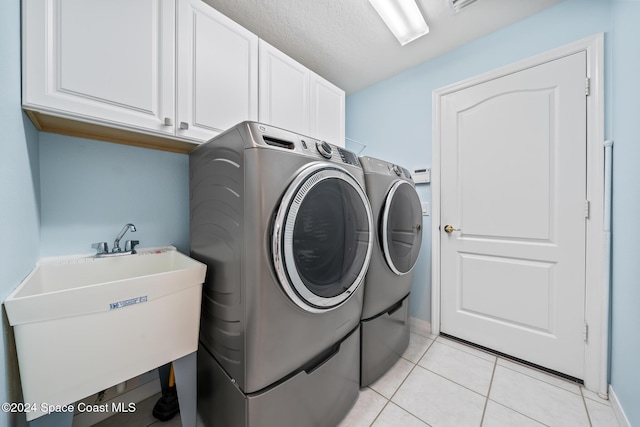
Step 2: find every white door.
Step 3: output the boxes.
[177,0,258,142]
[440,52,587,378]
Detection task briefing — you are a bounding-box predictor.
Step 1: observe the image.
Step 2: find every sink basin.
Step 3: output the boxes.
[4,246,206,421]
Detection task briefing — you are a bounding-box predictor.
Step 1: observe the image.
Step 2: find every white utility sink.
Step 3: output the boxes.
[4,246,206,421]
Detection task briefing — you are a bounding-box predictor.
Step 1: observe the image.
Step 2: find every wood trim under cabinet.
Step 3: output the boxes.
[26,110,199,154]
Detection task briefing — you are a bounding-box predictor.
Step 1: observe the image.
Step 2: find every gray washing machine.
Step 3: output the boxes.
[359,156,423,387]
[190,122,373,426]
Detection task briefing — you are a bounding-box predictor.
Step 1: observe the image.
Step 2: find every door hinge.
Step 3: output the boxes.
[583,323,589,342]
[585,78,591,96]
[585,200,590,219]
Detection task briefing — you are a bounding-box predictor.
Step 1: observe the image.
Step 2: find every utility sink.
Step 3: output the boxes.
[4,246,206,421]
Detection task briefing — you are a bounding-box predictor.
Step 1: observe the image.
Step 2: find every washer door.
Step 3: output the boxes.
[273,163,373,312]
[381,180,423,275]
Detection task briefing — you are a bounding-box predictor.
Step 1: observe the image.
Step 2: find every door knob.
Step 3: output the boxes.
[444,224,461,234]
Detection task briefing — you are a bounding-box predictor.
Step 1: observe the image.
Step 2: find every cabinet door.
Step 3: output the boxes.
[310,73,345,147]
[258,40,310,135]
[22,0,175,136]
[177,0,258,142]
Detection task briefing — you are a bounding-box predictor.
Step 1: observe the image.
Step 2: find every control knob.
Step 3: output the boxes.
[316,141,332,159]
[391,165,402,176]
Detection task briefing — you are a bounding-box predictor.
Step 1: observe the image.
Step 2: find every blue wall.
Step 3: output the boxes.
[0,1,40,426]
[39,134,189,257]
[348,0,638,424]
[609,1,640,425]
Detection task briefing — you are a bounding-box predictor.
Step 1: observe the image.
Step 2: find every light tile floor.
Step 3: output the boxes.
[96,329,620,427]
[339,330,620,427]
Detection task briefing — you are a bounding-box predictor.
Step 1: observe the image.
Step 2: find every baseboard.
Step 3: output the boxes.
[609,385,632,427]
[409,317,432,337]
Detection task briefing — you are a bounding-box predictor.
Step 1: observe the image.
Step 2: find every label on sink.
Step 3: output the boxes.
[109,296,148,310]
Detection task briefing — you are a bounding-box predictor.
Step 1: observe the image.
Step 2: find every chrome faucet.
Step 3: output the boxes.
[113,223,136,253]
[92,223,139,257]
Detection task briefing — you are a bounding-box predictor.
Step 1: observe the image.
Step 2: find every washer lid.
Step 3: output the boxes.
[381,180,423,275]
[272,163,373,312]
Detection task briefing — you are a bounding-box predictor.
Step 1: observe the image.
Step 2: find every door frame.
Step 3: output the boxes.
[431,34,606,394]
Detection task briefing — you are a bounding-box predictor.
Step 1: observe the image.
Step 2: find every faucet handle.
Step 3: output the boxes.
[92,242,109,254]
[125,240,140,254]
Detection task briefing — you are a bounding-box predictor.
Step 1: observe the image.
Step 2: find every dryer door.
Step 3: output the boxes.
[381,180,423,275]
[273,163,373,312]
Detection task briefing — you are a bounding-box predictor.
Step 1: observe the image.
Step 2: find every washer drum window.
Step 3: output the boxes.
[272,164,373,312]
[381,180,423,275]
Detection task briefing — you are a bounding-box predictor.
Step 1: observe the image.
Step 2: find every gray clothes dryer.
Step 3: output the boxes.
[190,122,373,426]
[359,156,423,387]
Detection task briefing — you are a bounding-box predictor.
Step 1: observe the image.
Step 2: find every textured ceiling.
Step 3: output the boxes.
[203,0,563,94]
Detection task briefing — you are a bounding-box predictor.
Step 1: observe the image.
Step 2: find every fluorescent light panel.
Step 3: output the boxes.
[369,0,429,46]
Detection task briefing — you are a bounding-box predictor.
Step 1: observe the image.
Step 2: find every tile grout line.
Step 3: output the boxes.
[437,335,583,396]
[382,337,437,427]
[580,386,595,427]
[481,368,559,426]
[368,398,391,427]
[418,338,498,400]
[489,365,571,426]
[486,399,552,427]
[418,343,556,425]
[419,364,491,400]
[343,330,433,427]
[421,334,576,426]
[479,356,498,426]
[400,334,436,364]
[377,332,590,427]
[496,359,583,397]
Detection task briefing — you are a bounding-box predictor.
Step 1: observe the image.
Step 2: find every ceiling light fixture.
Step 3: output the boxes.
[369,0,429,46]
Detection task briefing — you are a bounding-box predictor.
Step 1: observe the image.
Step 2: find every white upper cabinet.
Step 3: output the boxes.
[258,40,345,147]
[22,1,342,152]
[177,0,258,142]
[310,73,345,147]
[22,0,176,136]
[22,0,258,150]
[258,39,310,136]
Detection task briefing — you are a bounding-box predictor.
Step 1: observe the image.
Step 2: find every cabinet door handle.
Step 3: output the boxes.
[163,117,173,126]
[179,122,189,130]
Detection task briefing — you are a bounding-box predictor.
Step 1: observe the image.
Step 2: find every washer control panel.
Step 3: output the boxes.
[251,122,360,167]
[298,137,360,167]
[360,156,415,182]
[390,165,412,180]
[337,148,360,166]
